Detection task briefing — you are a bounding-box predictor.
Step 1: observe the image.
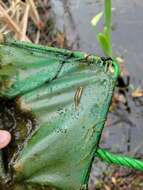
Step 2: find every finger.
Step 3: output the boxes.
[0,130,11,149]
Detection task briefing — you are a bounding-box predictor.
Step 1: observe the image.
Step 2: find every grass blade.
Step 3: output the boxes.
[91,12,103,27]
[97,33,112,56]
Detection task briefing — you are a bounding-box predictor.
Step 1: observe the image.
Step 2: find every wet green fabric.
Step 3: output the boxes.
[0,38,118,190]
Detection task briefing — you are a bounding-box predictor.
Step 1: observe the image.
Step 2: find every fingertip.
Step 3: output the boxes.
[0,130,11,149]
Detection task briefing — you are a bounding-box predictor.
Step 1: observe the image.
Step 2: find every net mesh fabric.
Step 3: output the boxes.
[0,38,118,190]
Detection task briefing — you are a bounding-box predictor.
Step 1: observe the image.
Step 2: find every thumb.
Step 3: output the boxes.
[0,130,11,149]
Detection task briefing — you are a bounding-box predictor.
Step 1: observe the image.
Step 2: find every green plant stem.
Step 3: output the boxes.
[105,0,111,41]
[104,0,112,56]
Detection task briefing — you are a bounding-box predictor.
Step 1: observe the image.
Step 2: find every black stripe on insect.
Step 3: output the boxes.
[101,57,112,63]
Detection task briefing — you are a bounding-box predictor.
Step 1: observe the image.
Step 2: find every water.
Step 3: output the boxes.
[51,0,143,80]
[50,0,143,154]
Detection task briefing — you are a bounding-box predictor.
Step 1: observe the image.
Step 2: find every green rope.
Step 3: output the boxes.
[96,148,143,171]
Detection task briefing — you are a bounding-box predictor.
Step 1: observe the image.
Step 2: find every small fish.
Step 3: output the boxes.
[74,86,83,109]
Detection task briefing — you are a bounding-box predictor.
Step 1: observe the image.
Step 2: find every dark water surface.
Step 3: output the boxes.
[51,0,143,79]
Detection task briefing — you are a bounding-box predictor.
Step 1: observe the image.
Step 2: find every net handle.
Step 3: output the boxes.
[96,147,143,171]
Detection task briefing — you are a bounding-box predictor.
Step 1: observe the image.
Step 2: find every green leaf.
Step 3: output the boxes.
[91,12,103,27]
[97,33,112,56]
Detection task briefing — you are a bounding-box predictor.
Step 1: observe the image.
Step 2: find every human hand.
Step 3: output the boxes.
[0,130,11,149]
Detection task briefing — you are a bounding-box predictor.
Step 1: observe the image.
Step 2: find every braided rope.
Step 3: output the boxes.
[96,148,143,171]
